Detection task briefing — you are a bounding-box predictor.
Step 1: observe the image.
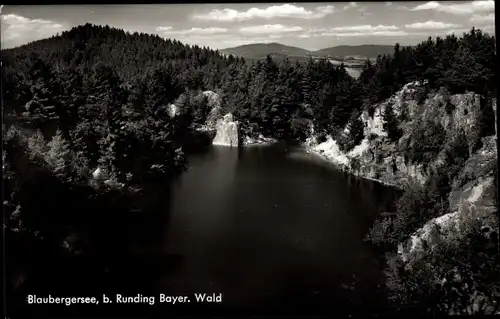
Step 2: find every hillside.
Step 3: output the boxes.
[314,44,395,59]
[1,23,242,91]
[221,43,396,61]
[221,42,312,59]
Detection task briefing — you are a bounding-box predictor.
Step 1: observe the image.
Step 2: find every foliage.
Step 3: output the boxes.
[408,119,446,167]
[338,112,364,153]
[357,29,496,105]
[2,23,497,317]
[382,104,403,142]
[384,208,500,316]
[478,96,496,138]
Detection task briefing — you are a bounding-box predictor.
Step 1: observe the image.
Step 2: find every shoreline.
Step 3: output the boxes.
[303,143,400,189]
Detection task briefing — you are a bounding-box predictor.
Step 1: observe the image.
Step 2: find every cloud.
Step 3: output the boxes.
[1,14,67,48]
[192,4,335,21]
[385,2,393,7]
[329,25,399,32]
[156,26,228,35]
[321,30,408,37]
[405,20,462,30]
[299,25,406,38]
[316,5,336,16]
[410,1,494,15]
[470,13,495,24]
[239,24,302,35]
[343,2,358,10]
[297,25,402,38]
[156,26,173,32]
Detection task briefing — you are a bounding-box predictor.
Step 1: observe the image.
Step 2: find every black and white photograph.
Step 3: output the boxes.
[2,1,499,318]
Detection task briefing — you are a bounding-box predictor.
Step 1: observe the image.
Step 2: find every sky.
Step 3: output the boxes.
[0,1,495,51]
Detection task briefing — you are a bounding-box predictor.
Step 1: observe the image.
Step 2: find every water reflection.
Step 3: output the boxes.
[159,144,397,313]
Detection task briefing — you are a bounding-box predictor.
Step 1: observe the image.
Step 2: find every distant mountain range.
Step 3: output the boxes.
[221,42,395,61]
[220,43,312,59]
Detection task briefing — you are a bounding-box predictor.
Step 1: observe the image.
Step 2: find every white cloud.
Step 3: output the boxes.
[156,26,173,32]
[1,14,67,48]
[157,26,228,35]
[405,20,462,30]
[321,30,408,37]
[343,2,358,10]
[329,25,399,32]
[470,13,495,24]
[385,2,393,7]
[316,5,336,16]
[410,1,494,15]
[311,24,406,38]
[192,4,335,21]
[297,25,401,38]
[239,24,302,35]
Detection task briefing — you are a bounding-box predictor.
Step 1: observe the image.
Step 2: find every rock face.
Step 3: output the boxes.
[203,90,222,131]
[306,81,493,188]
[92,167,108,181]
[213,113,239,147]
[305,80,498,264]
[242,134,277,146]
[167,103,178,118]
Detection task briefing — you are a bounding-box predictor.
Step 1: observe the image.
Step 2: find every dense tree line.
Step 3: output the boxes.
[2,23,497,317]
[358,28,496,106]
[4,25,494,150]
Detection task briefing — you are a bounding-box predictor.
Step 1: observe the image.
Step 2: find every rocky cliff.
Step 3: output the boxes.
[200,90,277,147]
[306,81,498,263]
[212,113,239,147]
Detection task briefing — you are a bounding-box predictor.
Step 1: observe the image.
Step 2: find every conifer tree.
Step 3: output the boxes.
[383,104,402,142]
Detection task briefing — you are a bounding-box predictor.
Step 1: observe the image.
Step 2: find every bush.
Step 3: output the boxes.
[478,96,496,138]
[409,119,446,167]
[317,132,327,143]
[444,98,455,115]
[290,117,310,142]
[383,104,403,142]
[383,208,500,315]
[350,157,361,172]
[338,112,365,153]
[444,130,469,180]
[366,169,453,251]
[365,216,397,247]
[415,86,429,105]
[399,102,409,122]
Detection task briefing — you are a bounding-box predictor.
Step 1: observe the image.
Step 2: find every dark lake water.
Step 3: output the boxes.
[142,143,396,315]
[9,143,398,317]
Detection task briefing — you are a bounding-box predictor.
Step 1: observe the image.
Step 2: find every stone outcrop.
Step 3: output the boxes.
[167,103,178,118]
[242,134,277,146]
[203,90,222,131]
[92,167,108,181]
[306,81,493,187]
[305,81,497,265]
[198,90,277,147]
[212,113,239,147]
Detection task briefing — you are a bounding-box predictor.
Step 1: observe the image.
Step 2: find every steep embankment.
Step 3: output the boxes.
[306,81,497,263]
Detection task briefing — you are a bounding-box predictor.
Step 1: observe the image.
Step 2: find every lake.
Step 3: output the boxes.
[144,143,397,316]
[10,143,398,317]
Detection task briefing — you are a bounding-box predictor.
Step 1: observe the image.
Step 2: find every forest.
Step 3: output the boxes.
[2,23,498,316]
